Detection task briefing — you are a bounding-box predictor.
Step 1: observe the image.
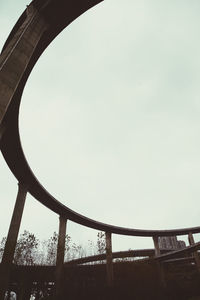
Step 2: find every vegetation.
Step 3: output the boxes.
[0,230,106,265]
[1,231,200,299]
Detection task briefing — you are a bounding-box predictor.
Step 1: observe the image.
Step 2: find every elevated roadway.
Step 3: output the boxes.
[0,0,200,237]
[1,1,200,299]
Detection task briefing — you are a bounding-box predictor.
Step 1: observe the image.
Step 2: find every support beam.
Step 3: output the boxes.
[54,216,67,300]
[0,182,28,300]
[152,236,166,287]
[188,232,200,271]
[105,232,114,287]
[153,236,160,256]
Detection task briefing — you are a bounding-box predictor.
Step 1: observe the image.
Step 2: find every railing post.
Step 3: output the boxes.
[153,236,166,287]
[188,232,200,271]
[105,232,114,287]
[0,182,28,300]
[55,216,67,299]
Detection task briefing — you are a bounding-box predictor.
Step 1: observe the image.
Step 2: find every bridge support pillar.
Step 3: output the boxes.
[153,236,160,256]
[0,182,28,300]
[55,216,67,300]
[153,236,166,287]
[188,232,200,271]
[105,232,114,287]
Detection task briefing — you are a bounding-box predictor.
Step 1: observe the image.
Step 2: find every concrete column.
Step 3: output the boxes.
[153,236,160,256]
[188,232,200,271]
[105,232,114,287]
[0,182,28,300]
[152,236,166,287]
[54,216,67,300]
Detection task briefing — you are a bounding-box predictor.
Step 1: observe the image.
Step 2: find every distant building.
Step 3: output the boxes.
[158,236,186,250]
[177,240,187,249]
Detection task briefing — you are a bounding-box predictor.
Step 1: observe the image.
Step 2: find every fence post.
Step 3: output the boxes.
[0,182,28,300]
[188,232,200,271]
[105,232,114,287]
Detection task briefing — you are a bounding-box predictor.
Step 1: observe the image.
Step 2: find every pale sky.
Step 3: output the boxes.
[1,0,200,251]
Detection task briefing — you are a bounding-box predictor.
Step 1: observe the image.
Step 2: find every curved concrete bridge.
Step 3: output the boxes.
[0,1,200,299]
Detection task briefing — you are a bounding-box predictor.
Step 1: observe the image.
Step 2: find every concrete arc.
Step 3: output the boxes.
[1,0,200,237]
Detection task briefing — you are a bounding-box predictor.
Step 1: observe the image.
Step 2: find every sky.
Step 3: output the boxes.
[1,0,200,252]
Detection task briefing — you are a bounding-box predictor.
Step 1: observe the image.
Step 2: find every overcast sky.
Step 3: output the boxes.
[1,0,200,251]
